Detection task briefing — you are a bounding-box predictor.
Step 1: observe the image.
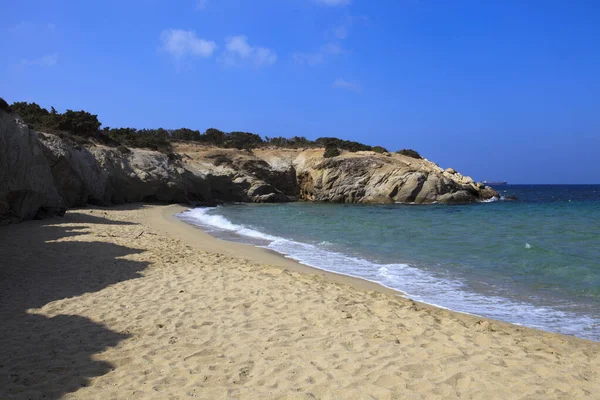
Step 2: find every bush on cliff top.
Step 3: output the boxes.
[397,149,422,159]
[58,110,101,136]
[323,145,341,158]
[263,136,315,149]
[315,137,372,152]
[102,127,172,152]
[8,100,421,156]
[10,102,101,137]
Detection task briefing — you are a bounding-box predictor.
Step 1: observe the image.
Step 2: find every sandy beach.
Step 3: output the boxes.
[1,204,599,400]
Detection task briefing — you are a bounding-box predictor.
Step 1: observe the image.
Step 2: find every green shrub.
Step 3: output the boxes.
[264,136,316,149]
[316,137,372,152]
[10,102,100,137]
[203,128,226,146]
[324,145,341,158]
[57,110,101,137]
[225,131,263,149]
[10,102,49,127]
[95,131,121,147]
[397,149,422,159]
[262,136,374,152]
[8,99,398,157]
[372,146,388,154]
[103,127,172,152]
[172,128,201,142]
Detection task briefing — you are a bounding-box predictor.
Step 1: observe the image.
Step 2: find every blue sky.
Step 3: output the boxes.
[2,0,599,183]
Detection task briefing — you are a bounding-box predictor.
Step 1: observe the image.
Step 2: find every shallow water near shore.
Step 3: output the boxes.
[178,185,600,341]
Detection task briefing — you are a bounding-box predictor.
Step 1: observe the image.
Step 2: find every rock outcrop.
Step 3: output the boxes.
[175,146,498,205]
[39,134,212,207]
[0,111,65,224]
[0,109,499,224]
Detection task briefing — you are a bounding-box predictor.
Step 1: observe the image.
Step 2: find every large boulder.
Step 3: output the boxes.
[394,172,427,203]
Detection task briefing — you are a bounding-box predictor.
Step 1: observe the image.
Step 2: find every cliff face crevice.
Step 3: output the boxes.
[297,171,315,200]
[0,110,499,224]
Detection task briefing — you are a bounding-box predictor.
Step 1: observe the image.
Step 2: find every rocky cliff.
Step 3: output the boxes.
[0,110,65,223]
[0,109,498,224]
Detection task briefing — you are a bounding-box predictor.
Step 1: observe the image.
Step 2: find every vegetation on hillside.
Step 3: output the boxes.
[323,145,341,158]
[397,149,422,159]
[11,102,101,136]
[372,146,389,154]
[6,100,422,158]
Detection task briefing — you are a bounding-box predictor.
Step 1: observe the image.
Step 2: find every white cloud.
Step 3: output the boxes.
[159,29,217,59]
[322,43,343,55]
[316,0,350,5]
[20,53,58,67]
[220,36,277,68]
[294,14,365,66]
[332,78,361,93]
[293,43,343,66]
[196,0,208,10]
[329,14,367,40]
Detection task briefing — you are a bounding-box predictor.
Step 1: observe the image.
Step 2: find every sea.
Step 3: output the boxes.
[177,185,600,341]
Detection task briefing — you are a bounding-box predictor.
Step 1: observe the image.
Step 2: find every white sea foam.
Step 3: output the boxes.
[478,196,501,203]
[179,208,279,241]
[177,207,599,341]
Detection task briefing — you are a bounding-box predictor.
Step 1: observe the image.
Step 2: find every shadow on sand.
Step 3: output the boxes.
[0,209,149,399]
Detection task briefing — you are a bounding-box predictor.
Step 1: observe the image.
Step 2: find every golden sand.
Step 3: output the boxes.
[0,204,598,399]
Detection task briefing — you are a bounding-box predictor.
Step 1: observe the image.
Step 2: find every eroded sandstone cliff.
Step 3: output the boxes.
[0,110,498,224]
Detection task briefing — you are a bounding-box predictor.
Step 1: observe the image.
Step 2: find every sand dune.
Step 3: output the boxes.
[0,204,598,399]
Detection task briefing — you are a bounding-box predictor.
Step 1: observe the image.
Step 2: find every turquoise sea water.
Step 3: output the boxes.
[178,185,600,341]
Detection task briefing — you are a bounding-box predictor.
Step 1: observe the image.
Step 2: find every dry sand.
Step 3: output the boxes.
[0,204,599,400]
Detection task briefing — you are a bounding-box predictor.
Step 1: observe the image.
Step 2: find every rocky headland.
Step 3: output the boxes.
[0,108,498,225]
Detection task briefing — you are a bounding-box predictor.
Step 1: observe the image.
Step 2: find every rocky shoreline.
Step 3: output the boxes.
[1,109,498,225]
